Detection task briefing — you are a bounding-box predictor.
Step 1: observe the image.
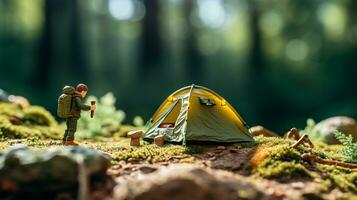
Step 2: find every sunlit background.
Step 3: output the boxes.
[0,0,356,133]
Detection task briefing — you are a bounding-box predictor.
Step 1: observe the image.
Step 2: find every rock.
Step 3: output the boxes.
[0,145,111,198]
[249,126,279,137]
[312,116,357,144]
[114,164,270,200]
[138,166,158,174]
[291,182,305,189]
[209,147,254,171]
[210,153,243,170]
[154,135,164,146]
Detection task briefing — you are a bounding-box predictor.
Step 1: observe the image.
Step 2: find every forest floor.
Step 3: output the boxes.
[0,135,356,200]
[0,102,356,199]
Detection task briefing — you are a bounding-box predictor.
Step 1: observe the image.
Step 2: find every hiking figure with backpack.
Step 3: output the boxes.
[57,83,96,145]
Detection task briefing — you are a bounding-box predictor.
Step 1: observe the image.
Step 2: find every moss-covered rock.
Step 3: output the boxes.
[0,103,62,139]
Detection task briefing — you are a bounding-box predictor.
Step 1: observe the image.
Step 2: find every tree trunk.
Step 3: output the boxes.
[184,0,202,83]
[35,0,87,112]
[140,0,161,77]
[246,0,266,123]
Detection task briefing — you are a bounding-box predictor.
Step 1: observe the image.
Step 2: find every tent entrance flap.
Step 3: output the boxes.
[159,99,182,127]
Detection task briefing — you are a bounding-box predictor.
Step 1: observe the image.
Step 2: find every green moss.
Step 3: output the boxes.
[94,142,195,163]
[0,137,199,165]
[0,103,63,139]
[257,160,309,178]
[253,137,310,178]
[23,106,58,126]
[318,164,357,191]
[255,135,294,146]
[0,138,61,151]
[0,103,21,117]
[252,136,357,192]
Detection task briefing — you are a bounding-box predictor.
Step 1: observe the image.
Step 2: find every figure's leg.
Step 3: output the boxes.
[63,118,70,141]
[65,117,78,141]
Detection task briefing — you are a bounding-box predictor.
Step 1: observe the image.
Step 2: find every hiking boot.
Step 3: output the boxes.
[63,140,79,146]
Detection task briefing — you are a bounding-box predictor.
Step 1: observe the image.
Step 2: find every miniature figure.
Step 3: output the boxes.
[57,84,96,145]
[0,88,30,108]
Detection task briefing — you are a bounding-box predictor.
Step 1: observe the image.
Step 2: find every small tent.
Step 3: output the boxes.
[144,85,254,144]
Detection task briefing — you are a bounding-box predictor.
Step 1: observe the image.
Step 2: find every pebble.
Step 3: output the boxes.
[216,146,226,150]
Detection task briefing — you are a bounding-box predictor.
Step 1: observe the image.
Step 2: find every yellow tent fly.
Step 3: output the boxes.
[144,85,254,144]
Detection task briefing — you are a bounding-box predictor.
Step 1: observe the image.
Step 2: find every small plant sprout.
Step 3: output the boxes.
[334,131,357,163]
[77,92,125,139]
[133,116,144,127]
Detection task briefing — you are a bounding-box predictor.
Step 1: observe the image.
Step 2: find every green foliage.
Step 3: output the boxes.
[302,118,322,142]
[133,115,144,127]
[334,131,357,163]
[77,92,126,139]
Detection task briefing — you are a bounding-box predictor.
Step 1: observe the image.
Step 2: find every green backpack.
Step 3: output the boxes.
[57,86,75,118]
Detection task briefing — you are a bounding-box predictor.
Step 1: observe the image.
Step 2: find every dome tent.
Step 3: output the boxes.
[144,85,254,144]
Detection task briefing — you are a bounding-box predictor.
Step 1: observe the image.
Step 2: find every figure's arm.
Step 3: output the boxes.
[74,96,91,111]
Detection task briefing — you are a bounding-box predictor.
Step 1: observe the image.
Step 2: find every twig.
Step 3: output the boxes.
[286,128,300,140]
[291,134,314,148]
[302,153,357,169]
[285,128,357,169]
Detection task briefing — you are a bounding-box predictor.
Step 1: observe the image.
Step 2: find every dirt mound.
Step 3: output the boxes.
[113,164,270,200]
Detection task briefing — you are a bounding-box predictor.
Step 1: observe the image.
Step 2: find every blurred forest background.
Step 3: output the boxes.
[0,0,356,133]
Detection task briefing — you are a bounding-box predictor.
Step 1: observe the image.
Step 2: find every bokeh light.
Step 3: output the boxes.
[259,11,284,37]
[109,0,145,21]
[197,0,226,28]
[317,3,346,40]
[285,39,309,61]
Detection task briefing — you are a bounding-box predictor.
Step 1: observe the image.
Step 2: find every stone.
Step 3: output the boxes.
[0,145,111,199]
[154,135,164,146]
[209,147,254,171]
[114,164,270,200]
[249,126,279,137]
[312,116,357,144]
[216,146,226,150]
